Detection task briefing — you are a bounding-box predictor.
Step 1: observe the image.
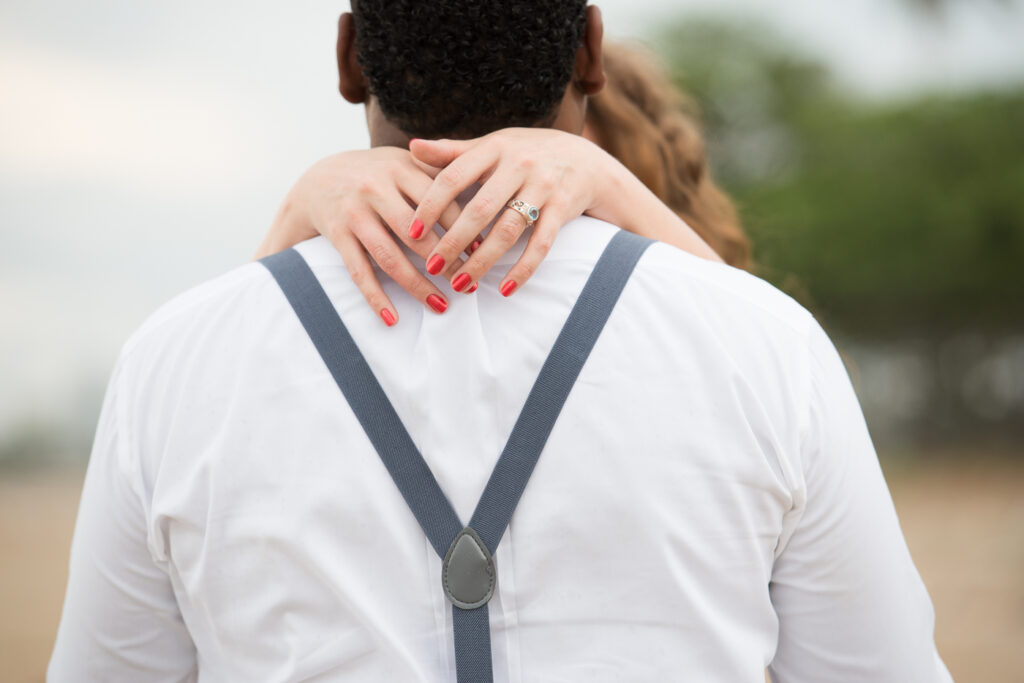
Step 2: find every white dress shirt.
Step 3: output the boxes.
[50,218,951,682]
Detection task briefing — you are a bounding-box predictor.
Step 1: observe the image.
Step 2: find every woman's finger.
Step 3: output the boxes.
[423,168,524,280]
[408,143,500,244]
[448,180,551,293]
[409,137,475,169]
[350,220,451,316]
[459,179,555,294]
[392,174,466,280]
[396,170,463,245]
[498,199,570,296]
[334,231,402,326]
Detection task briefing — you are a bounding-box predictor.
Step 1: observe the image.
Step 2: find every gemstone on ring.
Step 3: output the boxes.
[506,198,540,226]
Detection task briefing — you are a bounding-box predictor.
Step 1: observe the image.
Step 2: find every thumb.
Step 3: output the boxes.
[409,137,473,167]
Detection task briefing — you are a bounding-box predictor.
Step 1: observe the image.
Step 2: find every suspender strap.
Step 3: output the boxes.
[468,230,652,554]
[261,230,652,683]
[261,247,462,557]
[453,601,493,682]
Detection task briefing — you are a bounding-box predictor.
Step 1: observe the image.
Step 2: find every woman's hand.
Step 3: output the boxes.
[408,128,722,297]
[256,147,464,326]
[256,130,723,326]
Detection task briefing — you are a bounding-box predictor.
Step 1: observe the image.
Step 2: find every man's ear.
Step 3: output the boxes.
[337,12,368,103]
[575,5,606,96]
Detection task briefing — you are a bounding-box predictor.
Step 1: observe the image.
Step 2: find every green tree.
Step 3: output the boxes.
[659,19,1024,336]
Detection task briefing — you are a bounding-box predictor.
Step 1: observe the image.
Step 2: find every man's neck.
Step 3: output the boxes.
[369,126,411,149]
[366,99,412,148]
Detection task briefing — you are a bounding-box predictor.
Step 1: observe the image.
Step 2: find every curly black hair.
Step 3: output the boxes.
[352,0,588,139]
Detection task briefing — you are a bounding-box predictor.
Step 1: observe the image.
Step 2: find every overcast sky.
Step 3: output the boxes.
[2,0,1023,443]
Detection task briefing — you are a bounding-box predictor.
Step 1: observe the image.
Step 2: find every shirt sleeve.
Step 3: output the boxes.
[767,322,952,682]
[48,358,198,682]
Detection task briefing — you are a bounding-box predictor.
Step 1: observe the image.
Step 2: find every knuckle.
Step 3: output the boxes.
[348,264,370,288]
[438,166,463,190]
[354,176,377,197]
[517,260,537,280]
[369,243,398,273]
[469,194,495,220]
[534,231,555,254]
[338,207,362,229]
[416,197,438,220]
[436,232,462,256]
[494,218,521,243]
[387,212,414,236]
[323,219,346,242]
[515,156,535,174]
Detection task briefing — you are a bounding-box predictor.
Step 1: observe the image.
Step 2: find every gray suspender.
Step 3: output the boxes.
[261,230,652,682]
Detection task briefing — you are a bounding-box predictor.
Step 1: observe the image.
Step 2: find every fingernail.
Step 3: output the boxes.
[452,273,471,292]
[409,219,424,240]
[467,283,478,294]
[380,309,396,327]
[426,293,448,313]
[426,254,445,275]
[470,240,481,253]
[500,280,518,297]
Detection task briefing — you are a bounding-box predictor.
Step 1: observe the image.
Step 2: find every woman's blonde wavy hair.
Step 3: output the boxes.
[587,43,751,270]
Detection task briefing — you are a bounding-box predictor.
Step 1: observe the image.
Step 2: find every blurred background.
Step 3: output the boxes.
[1,0,1022,680]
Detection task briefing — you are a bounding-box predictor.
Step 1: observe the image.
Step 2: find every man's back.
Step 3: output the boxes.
[50,219,949,681]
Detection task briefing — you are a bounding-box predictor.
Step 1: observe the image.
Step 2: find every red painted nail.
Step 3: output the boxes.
[467,283,478,294]
[409,219,424,240]
[426,294,448,313]
[426,254,445,275]
[452,273,471,292]
[380,309,396,327]
[470,239,481,253]
[500,280,518,297]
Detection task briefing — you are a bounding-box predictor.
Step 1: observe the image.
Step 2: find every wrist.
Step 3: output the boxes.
[586,145,635,219]
[583,149,723,263]
[588,150,658,233]
[273,182,307,230]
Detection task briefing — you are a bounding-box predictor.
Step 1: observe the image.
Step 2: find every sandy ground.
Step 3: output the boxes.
[1,457,1022,682]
